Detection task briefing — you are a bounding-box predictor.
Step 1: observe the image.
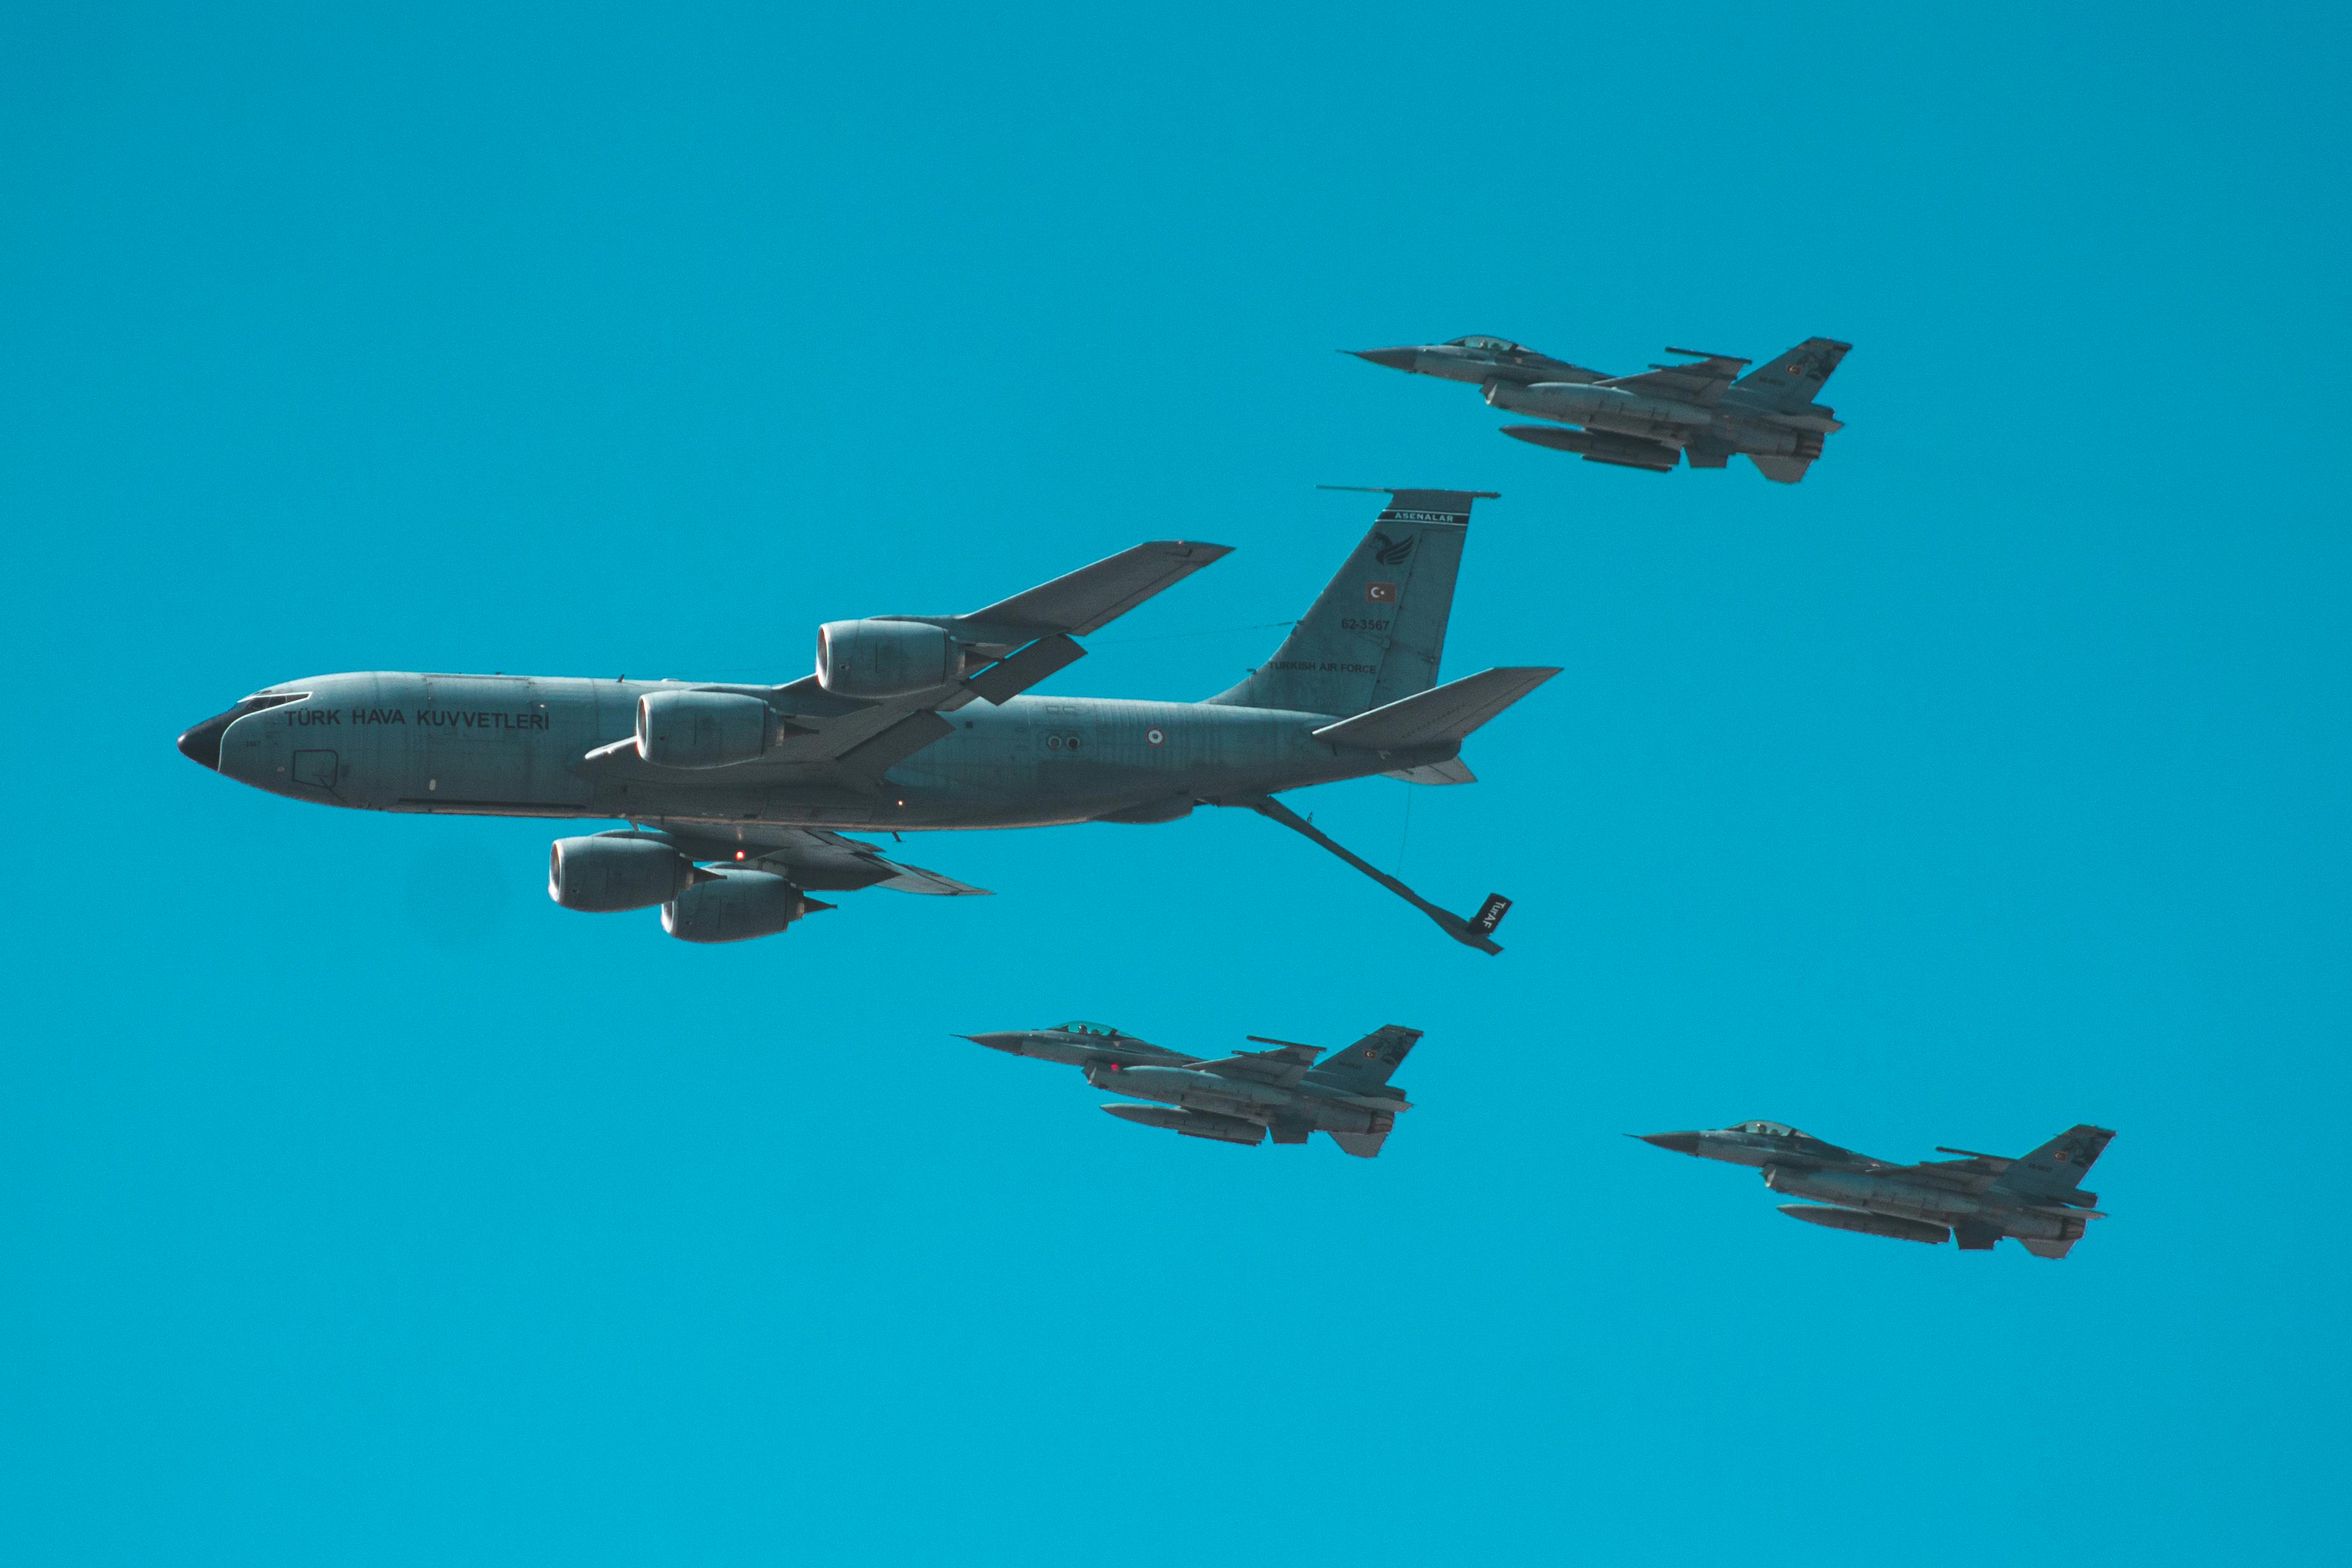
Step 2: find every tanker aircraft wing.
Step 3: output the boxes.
[958,540,1234,638]
[776,538,1234,775]
[648,822,991,895]
[588,539,1232,782]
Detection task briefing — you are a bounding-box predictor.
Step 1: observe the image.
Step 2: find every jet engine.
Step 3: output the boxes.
[635,689,775,769]
[661,867,820,943]
[815,619,962,699]
[549,833,696,912]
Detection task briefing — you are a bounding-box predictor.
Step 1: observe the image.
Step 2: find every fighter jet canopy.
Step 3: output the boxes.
[1057,1020,1123,1038]
[1730,1119,1805,1138]
[1448,334,1524,352]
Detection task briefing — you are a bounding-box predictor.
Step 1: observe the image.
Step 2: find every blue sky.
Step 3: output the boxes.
[3,4,2346,1562]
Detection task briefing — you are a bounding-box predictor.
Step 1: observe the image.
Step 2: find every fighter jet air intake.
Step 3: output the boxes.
[965,1021,1425,1157]
[1636,1120,2118,1256]
[1352,334,1851,482]
[177,490,1552,951]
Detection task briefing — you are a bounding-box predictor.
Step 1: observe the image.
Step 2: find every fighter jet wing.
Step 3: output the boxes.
[1880,1156,2005,1194]
[1197,1037,1323,1086]
[1595,351,1750,407]
[647,821,991,895]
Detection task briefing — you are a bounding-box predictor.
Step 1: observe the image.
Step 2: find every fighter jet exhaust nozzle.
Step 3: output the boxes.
[816,619,963,700]
[549,833,699,913]
[661,867,828,943]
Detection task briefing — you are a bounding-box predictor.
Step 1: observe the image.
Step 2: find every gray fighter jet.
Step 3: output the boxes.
[1351,334,1851,483]
[1635,1120,2115,1256]
[178,490,1554,951]
[967,1022,1424,1156]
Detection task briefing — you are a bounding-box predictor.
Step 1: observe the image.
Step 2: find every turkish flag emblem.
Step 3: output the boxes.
[1366,582,1398,604]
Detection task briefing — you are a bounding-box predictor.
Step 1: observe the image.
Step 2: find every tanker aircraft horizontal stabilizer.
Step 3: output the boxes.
[180,491,1554,949]
[1635,1119,2117,1257]
[1350,334,1851,483]
[965,1021,1425,1156]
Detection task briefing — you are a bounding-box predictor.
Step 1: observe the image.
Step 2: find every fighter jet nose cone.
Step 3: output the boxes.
[1637,1132,1703,1155]
[1348,347,1418,371]
[963,1032,1023,1054]
[176,716,227,770]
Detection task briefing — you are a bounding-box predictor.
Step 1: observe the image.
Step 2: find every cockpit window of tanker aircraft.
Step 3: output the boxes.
[176,489,1557,952]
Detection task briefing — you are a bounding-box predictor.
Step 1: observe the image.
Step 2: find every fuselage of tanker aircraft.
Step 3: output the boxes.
[1351,334,1851,484]
[178,489,1555,949]
[1635,1120,2117,1257]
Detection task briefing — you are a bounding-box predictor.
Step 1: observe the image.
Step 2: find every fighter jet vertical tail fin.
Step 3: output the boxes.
[1991,1125,2116,1199]
[1732,337,1851,411]
[1304,1025,1423,1091]
[1206,489,1489,717]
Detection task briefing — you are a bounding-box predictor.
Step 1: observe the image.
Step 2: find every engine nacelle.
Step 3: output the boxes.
[816,619,960,699]
[549,833,694,912]
[635,689,774,769]
[661,867,814,944]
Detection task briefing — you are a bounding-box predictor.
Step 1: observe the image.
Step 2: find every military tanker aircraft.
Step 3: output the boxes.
[178,489,1554,949]
[1635,1120,2116,1256]
[1351,334,1851,482]
[965,1021,1424,1156]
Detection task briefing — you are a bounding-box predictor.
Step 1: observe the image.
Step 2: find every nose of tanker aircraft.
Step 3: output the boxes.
[1633,1131,1705,1155]
[175,708,236,770]
[177,690,307,776]
[1346,346,1420,371]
